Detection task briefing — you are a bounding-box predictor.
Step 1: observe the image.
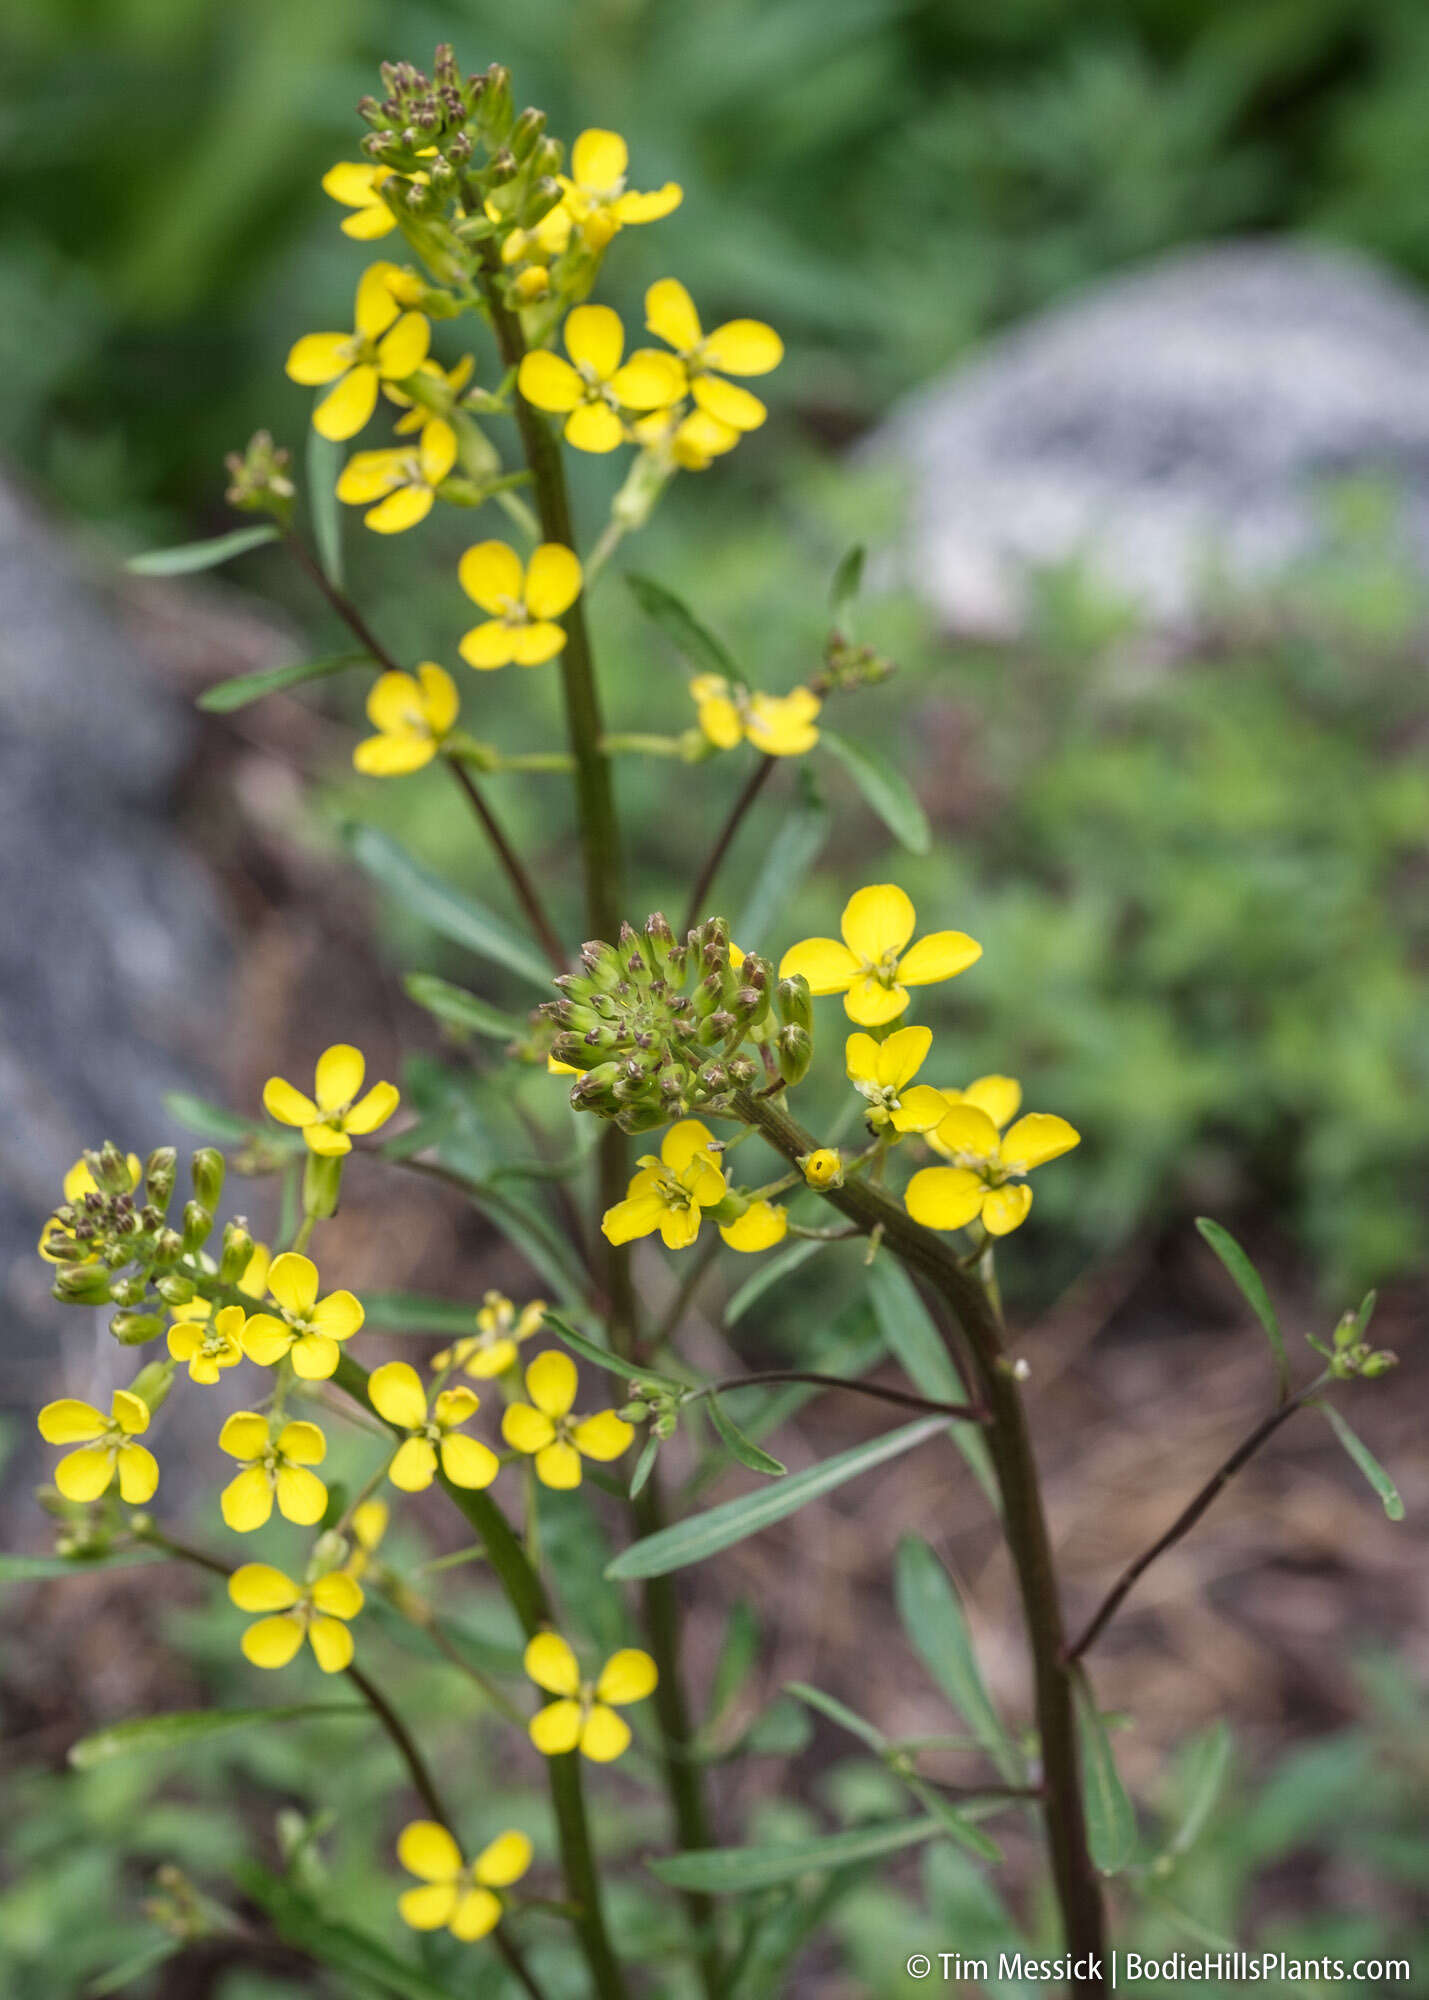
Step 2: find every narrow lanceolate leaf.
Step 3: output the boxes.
[736,764,829,951]
[544,1310,687,1397]
[894,1538,1022,1783]
[126,523,280,575]
[784,1681,888,1752]
[629,1434,660,1499]
[69,1704,363,1768]
[238,1863,461,2000]
[1073,1675,1137,1874]
[198,649,371,713]
[0,1549,167,1584]
[359,1291,487,1336]
[819,727,931,856]
[829,543,865,622]
[345,824,552,989]
[904,1778,1004,1862]
[307,429,345,587]
[1164,1721,1232,1859]
[706,1394,786,1478]
[403,972,526,1041]
[606,1417,946,1580]
[648,1815,947,1894]
[724,1237,825,1325]
[625,571,736,677]
[867,1262,998,1509]
[1195,1218,1289,1401]
[163,1089,281,1145]
[1319,1403,1404,1521]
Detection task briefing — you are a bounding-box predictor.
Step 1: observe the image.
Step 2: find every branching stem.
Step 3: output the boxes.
[682,755,777,935]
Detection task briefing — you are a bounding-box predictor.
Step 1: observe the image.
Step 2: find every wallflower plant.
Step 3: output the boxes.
[24,47,1405,2000]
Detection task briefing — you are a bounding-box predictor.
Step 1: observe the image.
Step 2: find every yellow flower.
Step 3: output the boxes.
[524,1631,657,1762]
[346,1498,388,1580]
[780,885,982,1028]
[37,1389,157,1505]
[433,1292,545,1379]
[632,404,741,471]
[517,304,684,453]
[501,1352,634,1490]
[496,198,574,270]
[559,128,681,250]
[718,1199,788,1252]
[219,1412,328,1532]
[285,263,430,441]
[845,1027,950,1135]
[906,1094,1080,1237]
[321,160,429,239]
[690,674,820,757]
[168,1302,246,1385]
[601,1119,728,1250]
[368,1361,500,1492]
[644,278,783,433]
[397,1821,532,1941]
[39,1153,141,1262]
[335,417,457,533]
[801,1148,843,1189]
[228,1562,363,1673]
[241,1252,364,1381]
[457,540,582,670]
[263,1043,400,1156]
[386,353,475,431]
[353,665,459,776]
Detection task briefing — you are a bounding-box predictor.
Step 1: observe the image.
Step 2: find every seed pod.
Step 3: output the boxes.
[128,1358,177,1412]
[303,1152,343,1222]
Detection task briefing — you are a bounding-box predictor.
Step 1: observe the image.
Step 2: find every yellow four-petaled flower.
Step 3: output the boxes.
[845,1026,949,1135]
[228,1562,363,1672]
[501,1351,634,1490]
[37,1389,158,1504]
[219,1412,328,1532]
[336,416,457,533]
[601,1118,727,1250]
[691,674,820,757]
[241,1251,364,1381]
[457,540,583,669]
[780,885,982,1027]
[263,1043,400,1156]
[396,1821,532,1941]
[906,1080,1080,1236]
[645,278,783,434]
[559,128,681,251]
[524,1630,657,1761]
[369,1361,500,1492]
[353,665,459,776]
[285,263,430,441]
[517,304,683,453]
[433,1292,545,1378]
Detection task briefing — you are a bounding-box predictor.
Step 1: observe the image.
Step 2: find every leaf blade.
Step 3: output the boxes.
[69,1704,363,1768]
[1319,1402,1404,1520]
[894,1537,1022,1783]
[648,1815,946,1893]
[706,1394,786,1478]
[198,649,371,713]
[625,572,736,677]
[1074,1674,1137,1874]
[819,726,931,855]
[1195,1217,1289,1401]
[868,1263,999,1508]
[126,523,279,575]
[403,972,526,1041]
[345,824,552,989]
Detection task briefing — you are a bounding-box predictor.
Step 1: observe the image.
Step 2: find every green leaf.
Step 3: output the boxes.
[904,1777,1004,1862]
[238,1863,461,2000]
[830,543,865,621]
[0,1549,167,1583]
[162,1089,274,1145]
[307,429,345,587]
[706,1394,786,1477]
[198,648,371,713]
[735,765,829,951]
[819,727,931,856]
[1074,1674,1137,1874]
[649,1815,947,1894]
[894,1537,1022,1783]
[1163,1721,1232,1859]
[69,1704,363,1768]
[1319,1402,1404,1520]
[784,1681,888,1752]
[403,972,526,1041]
[126,523,280,575]
[606,1417,946,1580]
[356,1291,482,1335]
[628,1433,660,1499]
[625,571,736,677]
[544,1310,687,1397]
[867,1262,998,1508]
[707,1601,761,1728]
[1195,1218,1289,1401]
[724,1237,825,1325]
[345,824,552,989]
[84,1941,182,1997]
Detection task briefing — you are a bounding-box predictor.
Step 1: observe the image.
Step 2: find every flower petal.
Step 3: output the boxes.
[579,1704,632,1762]
[398,1820,462,1884]
[696,693,742,748]
[525,1349,577,1419]
[612,184,681,224]
[502,1403,556,1454]
[610,350,686,411]
[267,1252,319,1316]
[512,620,569,666]
[364,485,433,534]
[529,1697,583,1755]
[285,332,351,386]
[646,277,701,352]
[241,1316,292,1367]
[960,1075,1022,1130]
[275,1464,328,1525]
[438,1432,499,1489]
[308,1615,355,1673]
[315,1044,365,1111]
[37,1398,105,1445]
[905,1167,986,1233]
[313,365,379,441]
[458,539,525,613]
[449,1887,502,1941]
[571,128,628,192]
[460,621,517,670]
[718,1199,788,1252]
[310,1290,364,1339]
[563,401,625,453]
[116,1444,158,1505]
[263,1077,319,1127]
[841,884,916,962]
[474,1829,532,1888]
[657,1205,702,1251]
[399,1884,459,1930]
[897,931,983,988]
[418,417,457,484]
[54,1446,114,1502]
[890,1085,953,1134]
[843,976,909,1027]
[376,312,430,381]
[661,1119,718,1175]
[534,1440,583,1489]
[389,1436,439,1492]
[275,1418,326,1467]
[242,1614,306,1670]
[323,161,380,207]
[311,1570,364,1619]
[229,1563,301,1613]
[290,1334,341,1381]
[692,372,765,431]
[983,1184,1034,1235]
[524,1630,581,1696]
[600,1191,667,1244]
[778,937,860,995]
[369,1360,428,1430]
[878,1024,932,1093]
[571,1411,634,1462]
[931,1103,1002,1160]
[1000,1114,1080,1171]
[354,262,402,338]
[701,318,784,375]
[524,542,583,620]
[564,303,623,380]
[417,662,459,734]
[595,1647,658,1706]
[517,349,584,413]
[222,1465,275,1533]
[110,1389,150,1435]
[337,450,405,504]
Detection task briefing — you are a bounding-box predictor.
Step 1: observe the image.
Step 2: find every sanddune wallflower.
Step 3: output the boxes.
[353,665,459,775]
[219,1413,328,1532]
[457,540,583,668]
[336,416,457,533]
[321,160,429,239]
[37,1389,158,1504]
[396,1821,532,1941]
[845,1027,950,1135]
[524,1631,657,1761]
[228,1562,363,1672]
[263,1043,400,1156]
[285,263,430,441]
[906,1096,1080,1237]
[718,1199,788,1252]
[780,885,982,1028]
[601,1118,727,1250]
[501,1352,634,1490]
[368,1361,500,1491]
[432,1292,545,1379]
[644,278,783,433]
[39,1153,141,1263]
[241,1252,363,1381]
[168,1302,246,1385]
[690,674,821,757]
[559,128,681,250]
[517,304,683,453]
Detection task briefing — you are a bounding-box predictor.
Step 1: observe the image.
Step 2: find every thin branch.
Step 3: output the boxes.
[682,755,777,935]
[444,756,567,973]
[707,1371,985,1422]
[640,1233,722,1361]
[283,531,401,673]
[1064,1379,1323,1663]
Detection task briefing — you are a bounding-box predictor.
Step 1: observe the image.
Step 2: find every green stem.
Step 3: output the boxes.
[444,756,567,973]
[682,755,777,936]
[733,1090,1108,1993]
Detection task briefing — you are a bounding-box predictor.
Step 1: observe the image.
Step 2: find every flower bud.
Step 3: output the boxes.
[777,1023,813,1087]
[53,1265,114,1305]
[477,64,513,141]
[90,1142,134,1195]
[800,1147,842,1189]
[1332,1310,1359,1351]
[654,1412,678,1440]
[110,1311,164,1346]
[218,1222,254,1285]
[528,137,563,184]
[128,1358,176,1412]
[303,1151,343,1222]
[181,1201,213,1254]
[190,1148,225,1211]
[509,107,546,158]
[111,1275,150,1307]
[776,974,813,1034]
[152,1227,184,1269]
[619,1402,650,1423]
[144,1147,177,1212]
[155,1273,196,1306]
[1361,1351,1398,1377]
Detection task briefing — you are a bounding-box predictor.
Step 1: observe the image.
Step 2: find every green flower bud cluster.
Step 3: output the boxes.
[815,632,898,696]
[224,431,294,523]
[43,1144,231,1345]
[546,915,773,1133]
[620,1380,682,1441]
[1307,1291,1396,1380]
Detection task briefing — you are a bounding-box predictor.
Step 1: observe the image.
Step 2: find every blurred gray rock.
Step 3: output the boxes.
[0,475,230,1388]
[876,241,1429,636]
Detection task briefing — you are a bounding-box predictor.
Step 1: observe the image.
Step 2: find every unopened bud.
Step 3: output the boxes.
[145,1147,177,1211]
[1332,1311,1359,1351]
[1361,1351,1397,1377]
[218,1222,255,1284]
[155,1273,196,1306]
[152,1227,184,1269]
[54,1265,114,1305]
[90,1143,133,1195]
[777,1023,813,1087]
[509,107,545,158]
[128,1358,176,1412]
[303,1151,343,1222]
[776,974,813,1034]
[800,1147,842,1189]
[181,1201,212,1254]
[110,1311,163,1346]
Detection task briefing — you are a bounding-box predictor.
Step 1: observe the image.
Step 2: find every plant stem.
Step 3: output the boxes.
[704,1371,985,1421]
[1064,1378,1323,1663]
[444,756,567,973]
[282,531,401,674]
[682,755,777,935]
[733,1089,1108,1992]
